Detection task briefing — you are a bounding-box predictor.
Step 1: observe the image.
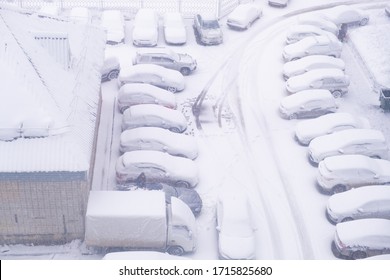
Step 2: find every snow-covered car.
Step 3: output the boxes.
[132,47,197,76]
[279,89,337,120]
[132,8,159,47]
[286,24,337,44]
[321,5,369,26]
[332,219,390,259]
[121,104,187,133]
[193,14,223,45]
[115,150,198,188]
[286,68,350,97]
[268,0,289,8]
[308,129,388,165]
[69,7,91,24]
[283,34,342,62]
[283,55,345,80]
[118,64,185,93]
[103,251,189,260]
[37,4,60,17]
[297,15,339,35]
[386,4,390,17]
[163,12,187,45]
[226,4,262,30]
[316,154,390,194]
[144,184,202,216]
[119,127,198,159]
[326,185,390,224]
[117,83,176,113]
[294,113,370,146]
[216,191,256,260]
[101,56,120,82]
[101,10,125,44]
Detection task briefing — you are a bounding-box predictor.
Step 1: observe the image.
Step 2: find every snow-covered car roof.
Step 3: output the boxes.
[309,129,386,152]
[228,4,261,22]
[297,14,339,34]
[280,89,334,109]
[118,83,176,103]
[287,68,348,87]
[120,127,198,159]
[328,185,390,215]
[287,24,335,35]
[120,64,184,83]
[284,55,345,74]
[321,154,386,173]
[336,218,390,247]
[321,5,369,25]
[123,104,187,127]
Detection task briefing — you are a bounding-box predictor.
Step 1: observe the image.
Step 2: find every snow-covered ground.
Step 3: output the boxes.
[2,0,390,260]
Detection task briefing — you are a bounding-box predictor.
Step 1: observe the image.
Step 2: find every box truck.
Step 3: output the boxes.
[85,190,196,255]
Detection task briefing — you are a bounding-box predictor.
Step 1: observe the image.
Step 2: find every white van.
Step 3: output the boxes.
[279,89,337,119]
[308,129,388,164]
[117,83,176,113]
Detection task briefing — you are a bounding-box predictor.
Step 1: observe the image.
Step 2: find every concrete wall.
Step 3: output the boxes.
[0,175,89,244]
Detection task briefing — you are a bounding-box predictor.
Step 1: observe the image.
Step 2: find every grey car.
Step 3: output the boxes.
[133,47,197,76]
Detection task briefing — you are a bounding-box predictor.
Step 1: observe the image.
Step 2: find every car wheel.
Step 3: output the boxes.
[352,250,367,260]
[167,246,184,256]
[108,70,119,80]
[359,18,368,26]
[180,67,191,76]
[332,184,346,194]
[167,86,177,93]
[120,106,129,114]
[341,217,353,223]
[332,90,342,98]
[289,113,298,120]
[175,180,190,188]
[169,127,181,133]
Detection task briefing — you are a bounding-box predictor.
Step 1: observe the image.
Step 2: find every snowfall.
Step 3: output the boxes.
[1,0,390,261]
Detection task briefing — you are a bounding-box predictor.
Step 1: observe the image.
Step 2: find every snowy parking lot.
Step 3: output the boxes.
[2,0,390,260]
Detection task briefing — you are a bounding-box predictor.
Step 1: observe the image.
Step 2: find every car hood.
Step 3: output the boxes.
[178,53,195,64]
[218,234,255,260]
[133,27,157,40]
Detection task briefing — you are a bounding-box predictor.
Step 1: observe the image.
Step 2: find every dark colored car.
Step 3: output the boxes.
[193,14,223,45]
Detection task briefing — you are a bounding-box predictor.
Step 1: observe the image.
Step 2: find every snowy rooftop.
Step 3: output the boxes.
[0,8,105,172]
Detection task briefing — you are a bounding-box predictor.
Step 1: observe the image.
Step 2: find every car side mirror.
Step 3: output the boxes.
[300,105,305,109]
[358,208,364,213]
[188,230,193,238]
[305,50,309,54]
[338,148,344,154]
[216,226,221,232]
[374,174,380,179]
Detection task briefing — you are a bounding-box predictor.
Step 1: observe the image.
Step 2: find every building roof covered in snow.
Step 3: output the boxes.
[0,7,106,173]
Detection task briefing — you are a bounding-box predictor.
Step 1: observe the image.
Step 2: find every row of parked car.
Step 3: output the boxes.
[277,6,390,260]
[105,56,203,216]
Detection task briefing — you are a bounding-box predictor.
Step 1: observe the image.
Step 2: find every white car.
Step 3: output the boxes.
[332,219,390,259]
[286,68,350,97]
[163,12,187,45]
[118,64,185,93]
[297,15,339,35]
[326,185,390,224]
[283,34,342,62]
[283,55,345,80]
[101,10,125,44]
[69,7,91,24]
[120,127,198,159]
[286,25,337,44]
[121,104,187,133]
[279,89,337,120]
[216,190,256,260]
[132,8,159,47]
[226,4,262,30]
[117,83,176,113]
[321,5,369,26]
[308,129,388,165]
[115,150,198,188]
[294,113,370,146]
[268,0,289,8]
[316,154,390,194]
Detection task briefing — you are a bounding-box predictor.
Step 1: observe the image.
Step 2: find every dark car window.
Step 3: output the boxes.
[202,20,220,29]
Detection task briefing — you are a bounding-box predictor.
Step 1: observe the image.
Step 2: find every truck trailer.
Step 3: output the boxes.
[85,190,196,255]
